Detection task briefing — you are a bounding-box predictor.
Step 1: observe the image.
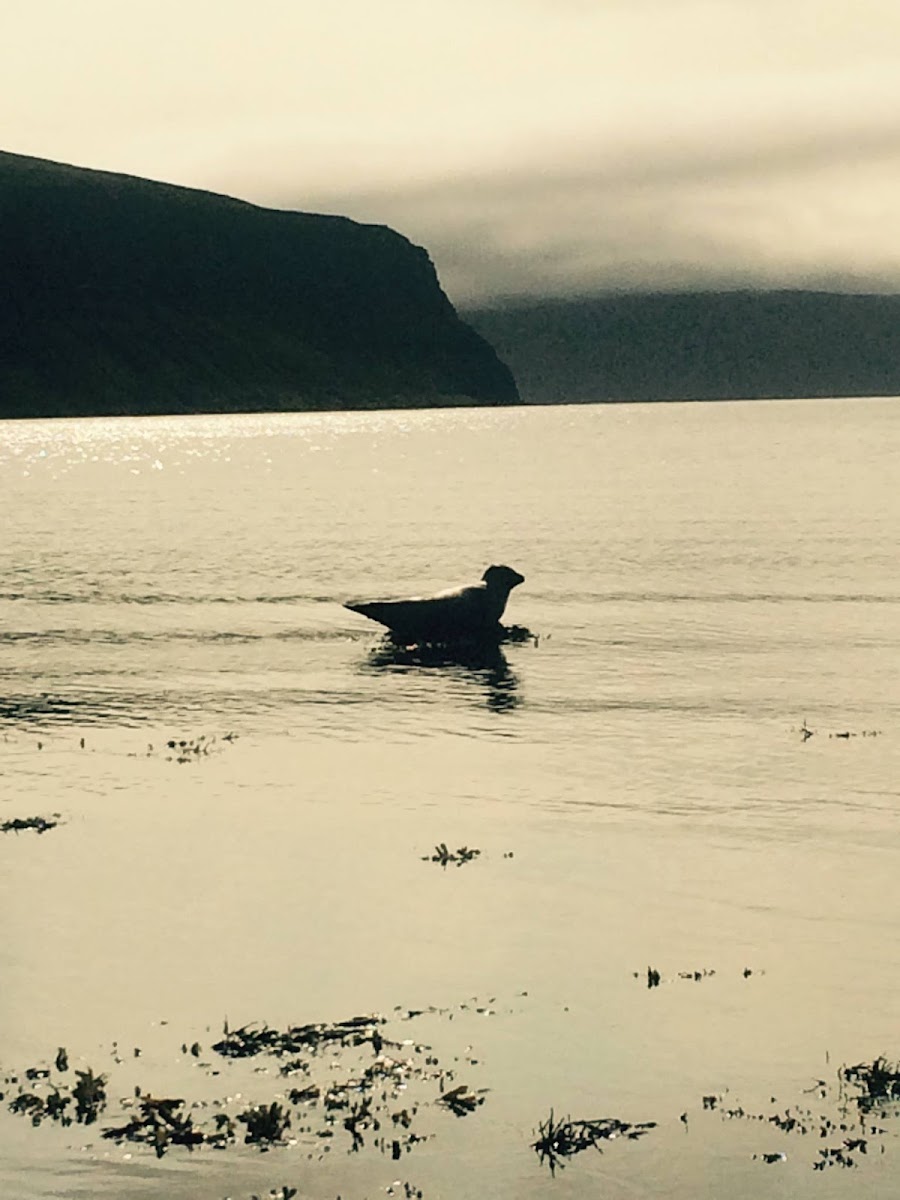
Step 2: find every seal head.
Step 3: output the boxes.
[479,565,525,624]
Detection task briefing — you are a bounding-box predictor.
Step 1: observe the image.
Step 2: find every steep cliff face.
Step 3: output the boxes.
[0,151,518,417]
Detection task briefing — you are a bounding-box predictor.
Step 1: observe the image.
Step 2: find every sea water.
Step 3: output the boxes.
[1,398,899,1199]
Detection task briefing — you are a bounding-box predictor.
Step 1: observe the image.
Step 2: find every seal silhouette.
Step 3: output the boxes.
[345,564,525,643]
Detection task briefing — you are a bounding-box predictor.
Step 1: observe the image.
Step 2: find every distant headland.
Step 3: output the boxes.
[464,290,900,404]
[0,151,519,419]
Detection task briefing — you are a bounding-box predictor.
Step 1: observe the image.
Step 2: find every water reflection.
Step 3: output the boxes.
[0,693,82,724]
[365,638,521,713]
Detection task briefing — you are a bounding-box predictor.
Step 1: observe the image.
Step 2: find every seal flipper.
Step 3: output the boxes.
[344,600,396,627]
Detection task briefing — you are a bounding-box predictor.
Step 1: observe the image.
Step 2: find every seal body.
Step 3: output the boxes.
[345,564,524,643]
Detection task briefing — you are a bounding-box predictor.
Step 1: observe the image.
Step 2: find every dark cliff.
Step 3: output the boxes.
[0,151,518,418]
[465,291,900,403]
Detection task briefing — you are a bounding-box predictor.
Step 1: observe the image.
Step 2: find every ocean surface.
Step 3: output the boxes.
[2,398,900,1200]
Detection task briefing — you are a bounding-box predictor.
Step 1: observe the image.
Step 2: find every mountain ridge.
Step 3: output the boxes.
[464,290,900,404]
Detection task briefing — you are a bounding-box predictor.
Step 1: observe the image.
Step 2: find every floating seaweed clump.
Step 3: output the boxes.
[237,1102,292,1147]
[702,1071,890,1171]
[812,1140,869,1170]
[7,1065,106,1128]
[501,624,539,645]
[162,733,236,764]
[227,1190,298,1200]
[3,1005,494,1163]
[436,1084,487,1117]
[796,719,883,742]
[72,1068,107,1124]
[342,1095,378,1150]
[423,844,480,867]
[9,1088,70,1126]
[1,815,60,834]
[532,1110,656,1174]
[212,1014,384,1060]
[640,966,757,988]
[103,1096,205,1157]
[842,1058,900,1111]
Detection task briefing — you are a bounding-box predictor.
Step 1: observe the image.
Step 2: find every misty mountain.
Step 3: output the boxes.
[0,151,518,418]
[464,291,900,403]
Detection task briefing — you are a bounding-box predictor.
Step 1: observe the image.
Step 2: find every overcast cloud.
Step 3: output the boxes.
[4,0,900,302]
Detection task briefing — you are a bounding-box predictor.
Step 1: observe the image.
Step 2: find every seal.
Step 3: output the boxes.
[344,564,525,643]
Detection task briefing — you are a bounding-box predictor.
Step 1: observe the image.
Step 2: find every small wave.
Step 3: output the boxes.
[0,590,106,605]
[552,591,900,606]
[0,590,344,606]
[0,627,356,647]
[0,683,376,730]
[0,692,143,727]
[119,593,343,606]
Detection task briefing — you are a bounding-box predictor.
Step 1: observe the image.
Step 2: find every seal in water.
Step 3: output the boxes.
[344,564,525,643]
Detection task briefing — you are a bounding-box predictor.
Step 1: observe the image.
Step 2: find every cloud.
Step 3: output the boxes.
[5,0,900,304]
[267,120,900,302]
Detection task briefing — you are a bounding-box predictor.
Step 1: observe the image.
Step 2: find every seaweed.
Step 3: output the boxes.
[423,844,481,868]
[9,1092,58,1126]
[212,1015,384,1059]
[4,1003,501,1162]
[72,1068,107,1124]
[795,719,883,742]
[702,1069,886,1172]
[238,1102,292,1147]
[842,1057,900,1111]
[532,1110,656,1174]
[637,966,757,987]
[436,1084,487,1117]
[103,1096,204,1157]
[164,734,235,763]
[343,1095,377,1150]
[232,1190,297,1200]
[1,815,60,834]
[6,1057,108,1129]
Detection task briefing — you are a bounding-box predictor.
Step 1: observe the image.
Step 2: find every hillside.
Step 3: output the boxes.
[0,151,518,418]
[465,291,900,403]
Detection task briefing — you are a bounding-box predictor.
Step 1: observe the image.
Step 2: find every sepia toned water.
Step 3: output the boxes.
[2,398,900,1200]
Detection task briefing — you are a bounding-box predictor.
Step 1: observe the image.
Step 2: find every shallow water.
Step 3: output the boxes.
[2,399,900,1199]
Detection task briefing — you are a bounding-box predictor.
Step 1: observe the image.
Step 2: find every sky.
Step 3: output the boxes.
[4,0,900,304]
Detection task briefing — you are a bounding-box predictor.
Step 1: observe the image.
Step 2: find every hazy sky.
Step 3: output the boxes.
[5,0,900,303]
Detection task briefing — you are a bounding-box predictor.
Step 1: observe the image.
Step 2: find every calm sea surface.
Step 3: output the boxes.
[2,399,900,1199]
